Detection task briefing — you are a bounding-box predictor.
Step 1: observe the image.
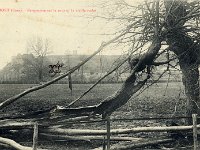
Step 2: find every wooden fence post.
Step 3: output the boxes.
[192,114,198,150]
[33,122,38,150]
[106,116,111,150]
[102,136,106,150]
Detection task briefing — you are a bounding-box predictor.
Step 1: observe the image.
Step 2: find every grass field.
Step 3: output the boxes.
[0,82,190,149]
[0,82,185,117]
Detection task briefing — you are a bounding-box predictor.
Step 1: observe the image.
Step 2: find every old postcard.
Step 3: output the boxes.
[0,0,199,149]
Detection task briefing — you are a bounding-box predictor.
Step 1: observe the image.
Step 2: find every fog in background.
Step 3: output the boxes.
[0,0,142,69]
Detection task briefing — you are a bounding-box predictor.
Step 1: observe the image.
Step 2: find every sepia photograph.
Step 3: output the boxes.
[0,0,200,149]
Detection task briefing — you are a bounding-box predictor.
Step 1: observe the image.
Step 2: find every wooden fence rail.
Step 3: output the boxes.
[0,114,198,150]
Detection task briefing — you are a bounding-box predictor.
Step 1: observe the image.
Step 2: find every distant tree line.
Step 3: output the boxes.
[0,36,181,84]
[0,53,128,84]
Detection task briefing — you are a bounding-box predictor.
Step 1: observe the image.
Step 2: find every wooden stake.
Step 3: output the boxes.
[192,114,198,150]
[102,136,106,150]
[102,115,106,150]
[33,122,38,150]
[106,116,111,150]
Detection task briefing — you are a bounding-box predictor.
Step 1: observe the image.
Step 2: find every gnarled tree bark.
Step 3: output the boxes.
[164,0,200,124]
[179,61,199,124]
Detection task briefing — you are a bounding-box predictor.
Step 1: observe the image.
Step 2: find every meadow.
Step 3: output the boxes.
[0,82,185,118]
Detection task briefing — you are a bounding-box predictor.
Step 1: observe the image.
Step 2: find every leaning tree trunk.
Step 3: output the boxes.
[96,73,145,117]
[52,38,161,118]
[96,38,161,117]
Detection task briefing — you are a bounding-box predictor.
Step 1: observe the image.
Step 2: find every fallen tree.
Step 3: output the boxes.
[1,1,200,149]
[0,0,199,130]
[0,0,180,120]
[0,33,161,119]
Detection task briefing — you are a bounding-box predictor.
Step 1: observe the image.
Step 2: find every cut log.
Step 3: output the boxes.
[93,138,173,150]
[43,124,200,136]
[0,121,34,130]
[41,115,92,126]
[110,138,173,150]
[0,136,46,150]
[0,116,95,130]
[1,122,200,136]
[40,133,142,142]
[40,133,91,142]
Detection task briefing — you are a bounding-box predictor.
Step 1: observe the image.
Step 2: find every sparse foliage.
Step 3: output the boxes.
[96,0,200,123]
[26,37,52,82]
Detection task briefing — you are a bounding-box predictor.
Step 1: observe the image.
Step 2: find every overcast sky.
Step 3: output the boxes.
[0,0,141,69]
